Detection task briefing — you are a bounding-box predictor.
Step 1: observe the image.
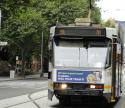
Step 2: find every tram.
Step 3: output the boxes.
[48,24,124,104]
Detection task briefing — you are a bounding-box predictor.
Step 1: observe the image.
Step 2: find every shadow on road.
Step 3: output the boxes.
[50,96,115,108]
[51,102,114,108]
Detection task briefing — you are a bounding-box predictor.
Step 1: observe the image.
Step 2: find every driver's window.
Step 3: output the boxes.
[105,47,111,68]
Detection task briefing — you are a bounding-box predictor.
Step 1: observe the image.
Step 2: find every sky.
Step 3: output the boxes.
[97,0,125,21]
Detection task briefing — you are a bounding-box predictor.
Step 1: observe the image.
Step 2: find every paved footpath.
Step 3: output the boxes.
[114,96,125,108]
[0,90,48,108]
[0,73,48,82]
[114,71,125,108]
[1,90,125,108]
[0,74,50,108]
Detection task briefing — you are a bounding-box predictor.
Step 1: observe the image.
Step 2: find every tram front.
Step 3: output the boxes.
[48,26,113,103]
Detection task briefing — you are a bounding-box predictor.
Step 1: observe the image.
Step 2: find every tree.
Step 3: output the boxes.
[101,18,115,28]
[0,0,101,72]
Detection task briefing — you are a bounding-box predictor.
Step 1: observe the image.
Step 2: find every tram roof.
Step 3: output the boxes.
[50,26,117,39]
[56,26,106,37]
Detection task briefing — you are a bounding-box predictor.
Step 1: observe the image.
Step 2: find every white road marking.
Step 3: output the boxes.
[0,95,30,108]
[0,90,48,108]
[10,102,38,108]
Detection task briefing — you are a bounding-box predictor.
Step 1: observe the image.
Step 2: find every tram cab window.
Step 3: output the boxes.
[105,47,111,68]
[54,37,111,68]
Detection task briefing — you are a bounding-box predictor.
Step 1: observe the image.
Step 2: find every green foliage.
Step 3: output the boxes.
[0,0,101,66]
[91,7,101,23]
[101,18,115,28]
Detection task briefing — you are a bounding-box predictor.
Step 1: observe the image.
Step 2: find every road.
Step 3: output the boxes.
[0,89,114,108]
[0,79,48,99]
[33,95,113,108]
[0,79,124,108]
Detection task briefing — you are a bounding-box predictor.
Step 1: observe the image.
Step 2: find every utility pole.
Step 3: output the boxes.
[40,31,43,77]
[0,9,1,29]
[111,35,117,102]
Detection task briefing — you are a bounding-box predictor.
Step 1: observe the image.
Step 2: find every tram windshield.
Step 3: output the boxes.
[54,38,111,68]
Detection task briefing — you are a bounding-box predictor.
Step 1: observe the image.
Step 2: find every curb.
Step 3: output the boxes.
[0,78,24,82]
[0,77,48,82]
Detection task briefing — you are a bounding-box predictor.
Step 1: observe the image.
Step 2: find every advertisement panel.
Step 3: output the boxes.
[57,70,102,83]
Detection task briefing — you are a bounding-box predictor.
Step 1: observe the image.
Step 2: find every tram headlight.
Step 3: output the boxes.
[54,83,68,90]
[89,84,103,89]
[90,85,96,89]
[61,84,68,89]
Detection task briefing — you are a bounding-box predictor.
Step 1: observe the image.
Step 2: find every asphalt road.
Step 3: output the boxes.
[39,96,114,108]
[0,79,48,100]
[0,79,123,108]
[0,90,114,108]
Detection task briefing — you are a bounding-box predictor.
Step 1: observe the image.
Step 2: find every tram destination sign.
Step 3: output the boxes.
[55,27,106,37]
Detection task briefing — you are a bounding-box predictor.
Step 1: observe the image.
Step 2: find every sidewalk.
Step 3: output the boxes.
[114,96,125,108]
[0,77,20,82]
[0,90,48,108]
[0,73,48,82]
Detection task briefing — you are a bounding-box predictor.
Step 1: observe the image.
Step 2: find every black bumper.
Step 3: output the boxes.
[54,89,103,96]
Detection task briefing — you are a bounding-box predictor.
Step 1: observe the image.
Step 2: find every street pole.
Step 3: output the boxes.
[40,31,43,77]
[111,35,117,102]
[0,9,1,29]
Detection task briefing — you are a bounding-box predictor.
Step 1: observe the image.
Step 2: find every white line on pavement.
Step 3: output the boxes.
[9,102,38,108]
[0,90,48,108]
[0,95,30,108]
[30,90,47,100]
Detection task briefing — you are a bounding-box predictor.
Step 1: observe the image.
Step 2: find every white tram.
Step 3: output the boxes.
[48,25,124,104]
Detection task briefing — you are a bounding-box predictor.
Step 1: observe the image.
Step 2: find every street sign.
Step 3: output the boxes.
[0,42,8,46]
[16,56,19,61]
